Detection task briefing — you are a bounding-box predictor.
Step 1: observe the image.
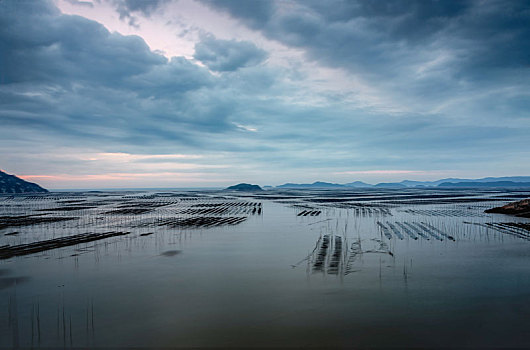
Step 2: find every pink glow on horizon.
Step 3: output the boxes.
[333,170,446,176]
[19,172,213,181]
[17,172,229,188]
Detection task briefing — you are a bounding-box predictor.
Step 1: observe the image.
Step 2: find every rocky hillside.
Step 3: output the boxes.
[485,198,530,218]
[0,170,48,193]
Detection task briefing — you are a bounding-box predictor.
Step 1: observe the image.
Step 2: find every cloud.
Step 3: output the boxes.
[202,0,530,115]
[86,152,203,161]
[334,170,435,176]
[65,0,94,8]
[116,0,169,16]
[0,0,528,187]
[0,1,235,151]
[112,0,170,27]
[233,123,258,132]
[0,2,166,85]
[203,0,530,72]
[200,0,274,29]
[127,56,213,96]
[194,35,268,71]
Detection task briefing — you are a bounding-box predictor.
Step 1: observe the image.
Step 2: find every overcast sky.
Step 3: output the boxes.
[1,0,529,188]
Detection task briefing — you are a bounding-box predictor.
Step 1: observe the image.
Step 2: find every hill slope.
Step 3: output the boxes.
[485,199,530,218]
[0,170,48,193]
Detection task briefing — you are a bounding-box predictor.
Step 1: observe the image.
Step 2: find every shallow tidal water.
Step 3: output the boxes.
[1,188,530,348]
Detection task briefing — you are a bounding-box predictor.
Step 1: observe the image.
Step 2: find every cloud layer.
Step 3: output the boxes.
[194,35,268,71]
[0,0,529,188]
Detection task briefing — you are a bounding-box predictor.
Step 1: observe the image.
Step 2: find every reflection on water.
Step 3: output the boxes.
[1,188,530,347]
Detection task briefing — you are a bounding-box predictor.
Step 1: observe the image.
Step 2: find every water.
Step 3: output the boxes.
[1,188,530,347]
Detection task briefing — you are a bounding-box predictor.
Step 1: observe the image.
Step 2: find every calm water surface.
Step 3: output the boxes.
[1,189,530,347]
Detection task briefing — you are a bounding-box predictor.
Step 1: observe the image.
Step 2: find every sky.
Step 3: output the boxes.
[1,0,529,189]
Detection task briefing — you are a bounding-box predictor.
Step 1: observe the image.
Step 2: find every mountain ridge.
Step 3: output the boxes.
[275,176,530,189]
[0,170,48,193]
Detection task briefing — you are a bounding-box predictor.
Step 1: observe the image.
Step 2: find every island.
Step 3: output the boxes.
[225,183,263,192]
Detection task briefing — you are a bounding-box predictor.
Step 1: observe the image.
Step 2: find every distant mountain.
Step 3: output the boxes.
[344,181,372,188]
[438,181,530,188]
[311,181,345,188]
[0,170,48,193]
[399,178,467,187]
[401,176,530,187]
[274,176,530,189]
[399,180,427,187]
[225,183,263,191]
[277,181,345,189]
[374,182,407,189]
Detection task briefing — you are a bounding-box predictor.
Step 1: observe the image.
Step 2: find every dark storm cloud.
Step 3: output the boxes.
[200,0,273,29]
[0,0,237,151]
[202,0,530,88]
[0,2,165,85]
[127,56,213,96]
[194,35,268,72]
